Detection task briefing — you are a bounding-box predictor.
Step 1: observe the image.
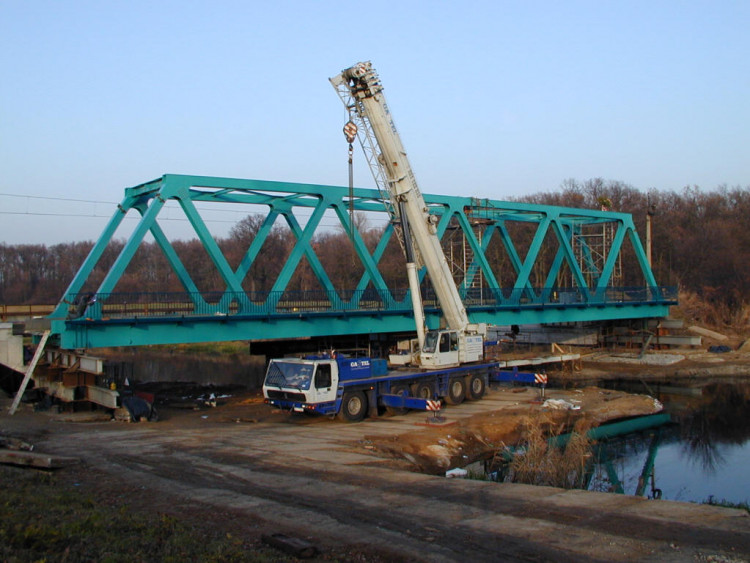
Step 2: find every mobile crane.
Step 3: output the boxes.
[262,62,519,421]
[330,61,486,369]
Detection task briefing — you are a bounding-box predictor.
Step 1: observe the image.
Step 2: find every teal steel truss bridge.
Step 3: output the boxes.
[50,174,676,349]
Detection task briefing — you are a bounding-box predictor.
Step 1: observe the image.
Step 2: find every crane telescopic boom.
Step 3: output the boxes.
[330,62,485,367]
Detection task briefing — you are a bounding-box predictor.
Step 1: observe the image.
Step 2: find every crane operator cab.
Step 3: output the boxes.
[419,329,484,368]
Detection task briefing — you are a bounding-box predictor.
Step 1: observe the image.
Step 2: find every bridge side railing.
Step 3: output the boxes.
[61,286,678,322]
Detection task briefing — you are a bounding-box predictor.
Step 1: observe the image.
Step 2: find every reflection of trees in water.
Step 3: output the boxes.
[681,420,726,474]
[677,383,750,473]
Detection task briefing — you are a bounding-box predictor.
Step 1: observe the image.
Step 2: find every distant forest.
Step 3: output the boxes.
[1,179,748,325]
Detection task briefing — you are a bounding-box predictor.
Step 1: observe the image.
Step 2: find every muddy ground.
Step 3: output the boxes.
[2,351,750,561]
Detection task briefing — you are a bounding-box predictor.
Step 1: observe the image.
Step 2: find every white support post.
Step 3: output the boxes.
[8,330,50,416]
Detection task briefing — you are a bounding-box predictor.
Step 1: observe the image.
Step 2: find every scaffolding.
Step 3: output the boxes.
[571,221,623,288]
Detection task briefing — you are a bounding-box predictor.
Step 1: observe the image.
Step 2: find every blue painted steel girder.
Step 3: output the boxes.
[49,174,675,349]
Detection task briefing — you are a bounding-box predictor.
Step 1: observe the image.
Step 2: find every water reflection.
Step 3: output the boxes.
[676,383,750,473]
[489,383,750,504]
[587,425,671,497]
[588,382,750,502]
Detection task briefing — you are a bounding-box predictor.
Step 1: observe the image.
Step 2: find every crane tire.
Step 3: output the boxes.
[338,391,368,422]
[467,373,486,400]
[412,381,434,400]
[445,377,466,405]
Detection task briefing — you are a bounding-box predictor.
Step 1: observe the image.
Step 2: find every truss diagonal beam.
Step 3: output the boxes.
[453,211,503,301]
[235,209,281,282]
[510,216,551,303]
[267,198,339,309]
[594,222,628,298]
[97,197,166,296]
[332,202,394,306]
[50,202,129,319]
[550,218,592,300]
[149,219,207,307]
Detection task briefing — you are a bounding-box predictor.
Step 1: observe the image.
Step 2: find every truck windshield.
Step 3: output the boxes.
[265,361,314,390]
[422,331,439,353]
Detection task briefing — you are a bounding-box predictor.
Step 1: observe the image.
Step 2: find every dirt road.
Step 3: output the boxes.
[2,387,749,562]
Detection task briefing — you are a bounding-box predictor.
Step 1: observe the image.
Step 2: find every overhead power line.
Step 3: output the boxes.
[0,192,115,205]
[0,192,361,228]
[0,210,241,223]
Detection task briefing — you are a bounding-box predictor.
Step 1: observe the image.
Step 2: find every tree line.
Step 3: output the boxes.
[1,180,748,324]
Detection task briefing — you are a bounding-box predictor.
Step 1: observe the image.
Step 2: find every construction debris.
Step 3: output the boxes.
[261,533,318,559]
[0,436,34,451]
[542,398,581,410]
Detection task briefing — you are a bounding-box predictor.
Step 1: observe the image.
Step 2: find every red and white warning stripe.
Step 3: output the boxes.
[426,400,442,411]
[534,373,548,385]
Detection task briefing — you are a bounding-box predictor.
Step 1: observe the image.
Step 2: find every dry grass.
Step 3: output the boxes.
[675,290,750,330]
[0,465,281,563]
[506,415,593,489]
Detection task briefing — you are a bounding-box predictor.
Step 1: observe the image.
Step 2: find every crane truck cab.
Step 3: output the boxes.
[388,329,486,368]
[263,356,338,412]
[263,353,390,419]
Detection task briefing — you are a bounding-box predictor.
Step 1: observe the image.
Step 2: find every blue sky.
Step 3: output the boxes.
[1,0,748,244]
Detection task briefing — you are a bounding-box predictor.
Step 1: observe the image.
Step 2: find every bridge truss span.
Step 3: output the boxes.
[49,174,675,349]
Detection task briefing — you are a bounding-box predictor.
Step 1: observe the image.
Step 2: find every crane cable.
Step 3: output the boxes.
[343,117,358,241]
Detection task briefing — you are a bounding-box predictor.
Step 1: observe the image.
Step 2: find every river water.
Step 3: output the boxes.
[586,382,750,505]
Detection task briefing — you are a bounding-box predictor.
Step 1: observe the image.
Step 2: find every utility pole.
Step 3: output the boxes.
[646,193,656,269]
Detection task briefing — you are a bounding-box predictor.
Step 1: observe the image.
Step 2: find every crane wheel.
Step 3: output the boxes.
[445,377,466,405]
[338,391,368,422]
[467,374,486,400]
[412,381,434,400]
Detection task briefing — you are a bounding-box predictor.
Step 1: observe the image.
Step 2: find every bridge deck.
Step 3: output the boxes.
[52,286,676,349]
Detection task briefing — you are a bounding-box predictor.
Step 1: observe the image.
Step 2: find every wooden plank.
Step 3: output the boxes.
[0,449,80,469]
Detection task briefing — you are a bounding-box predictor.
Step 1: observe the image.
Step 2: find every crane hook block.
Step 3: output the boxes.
[343,121,357,144]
